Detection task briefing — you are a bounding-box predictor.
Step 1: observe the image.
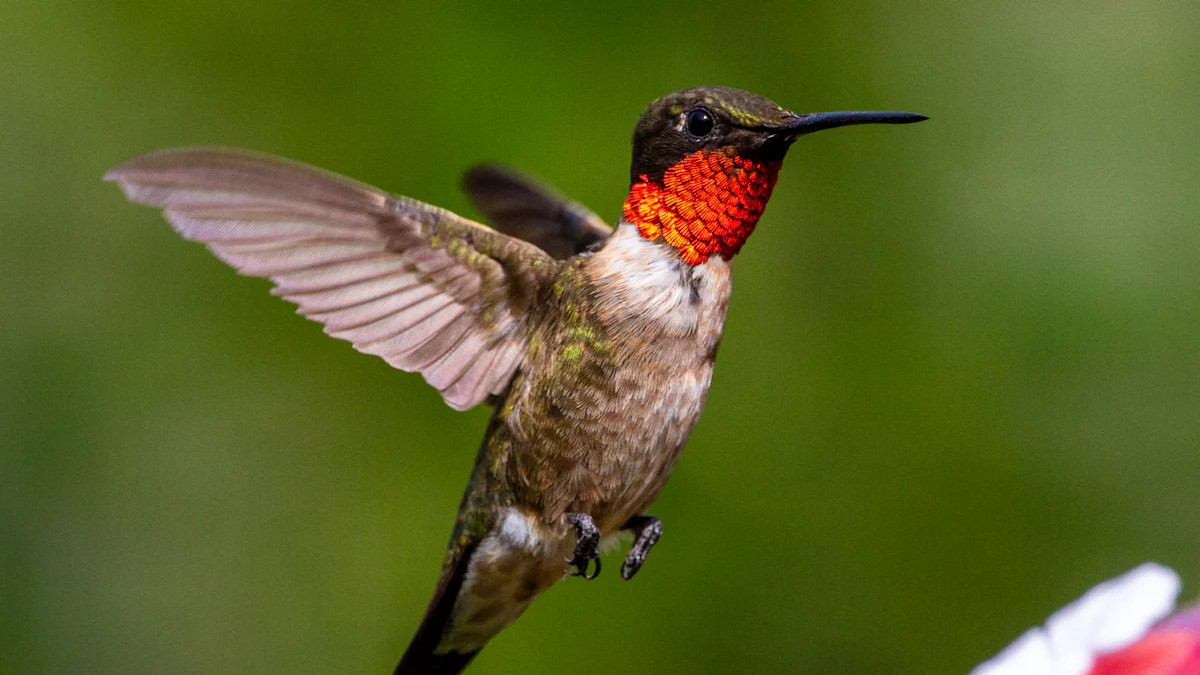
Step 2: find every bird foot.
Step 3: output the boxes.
[620,515,662,580]
[565,512,601,580]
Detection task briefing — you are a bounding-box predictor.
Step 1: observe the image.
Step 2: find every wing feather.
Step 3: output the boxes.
[107,147,556,410]
[269,257,405,294]
[280,272,423,314]
[314,285,442,332]
[462,163,613,259]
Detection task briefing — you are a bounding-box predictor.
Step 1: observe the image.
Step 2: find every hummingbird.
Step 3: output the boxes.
[106,86,925,674]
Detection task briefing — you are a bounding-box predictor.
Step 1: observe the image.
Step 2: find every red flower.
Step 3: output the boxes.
[973,564,1187,675]
[1090,605,1200,675]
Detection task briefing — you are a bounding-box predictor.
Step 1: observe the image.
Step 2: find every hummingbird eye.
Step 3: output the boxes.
[685,109,715,139]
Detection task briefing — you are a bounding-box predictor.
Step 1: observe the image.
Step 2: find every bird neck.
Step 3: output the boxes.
[622,147,780,266]
[586,223,734,347]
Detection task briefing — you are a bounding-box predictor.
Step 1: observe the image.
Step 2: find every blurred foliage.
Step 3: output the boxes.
[4,1,1200,673]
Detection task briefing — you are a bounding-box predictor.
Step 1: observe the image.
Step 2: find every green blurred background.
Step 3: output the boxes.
[4,1,1200,673]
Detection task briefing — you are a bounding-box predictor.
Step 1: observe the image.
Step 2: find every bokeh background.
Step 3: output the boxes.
[4,1,1200,673]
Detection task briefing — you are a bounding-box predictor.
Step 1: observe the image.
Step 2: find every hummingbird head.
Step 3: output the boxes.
[623,86,926,265]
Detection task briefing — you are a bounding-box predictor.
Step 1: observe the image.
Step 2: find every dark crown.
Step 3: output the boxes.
[629,86,799,185]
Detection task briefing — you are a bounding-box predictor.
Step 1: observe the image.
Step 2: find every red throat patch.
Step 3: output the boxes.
[623,147,781,266]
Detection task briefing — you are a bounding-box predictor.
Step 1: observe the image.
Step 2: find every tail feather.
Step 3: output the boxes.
[395,538,481,675]
[395,648,477,675]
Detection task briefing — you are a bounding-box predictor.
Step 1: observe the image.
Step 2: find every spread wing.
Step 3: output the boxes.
[462,164,613,260]
[107,148,557,410]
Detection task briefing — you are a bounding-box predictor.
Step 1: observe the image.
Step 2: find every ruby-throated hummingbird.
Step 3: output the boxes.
[107,86,924,674]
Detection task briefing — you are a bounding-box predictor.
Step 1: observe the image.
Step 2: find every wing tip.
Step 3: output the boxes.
[104,146,222,182]
[461,162,520,187]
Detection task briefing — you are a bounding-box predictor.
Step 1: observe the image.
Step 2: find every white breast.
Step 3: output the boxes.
[586,223,732,343]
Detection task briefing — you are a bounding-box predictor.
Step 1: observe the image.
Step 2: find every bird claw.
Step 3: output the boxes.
[565,512,601,580]
[566,553,601,580]
[620,515,662,581]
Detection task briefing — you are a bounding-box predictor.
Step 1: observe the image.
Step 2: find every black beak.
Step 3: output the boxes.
[765,110,928,137]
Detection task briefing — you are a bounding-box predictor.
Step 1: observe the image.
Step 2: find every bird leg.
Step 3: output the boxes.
[565,512,601,580]
[620,515,662,580]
